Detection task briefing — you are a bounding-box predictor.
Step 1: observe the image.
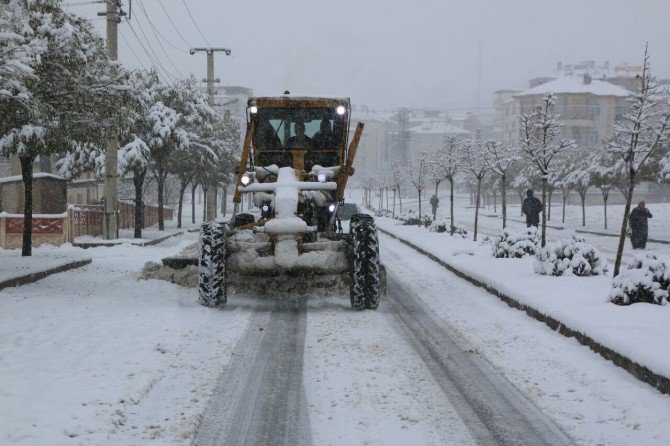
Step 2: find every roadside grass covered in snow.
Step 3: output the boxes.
[374,216,670,386]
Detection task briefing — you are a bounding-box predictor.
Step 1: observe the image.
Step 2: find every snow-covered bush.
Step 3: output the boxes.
[374,209,393,218]
[452,225,468,238]
[610,254,669,306]
[396,210,431,227]
[492,227,540,258]
[479,235,493,245]
[534,235,608,276]
[429,219,448,233]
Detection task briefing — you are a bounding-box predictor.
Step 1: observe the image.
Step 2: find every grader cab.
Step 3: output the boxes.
[198,95,383,310]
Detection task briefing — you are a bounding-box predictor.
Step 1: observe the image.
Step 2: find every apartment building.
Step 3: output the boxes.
[515,75,629,148]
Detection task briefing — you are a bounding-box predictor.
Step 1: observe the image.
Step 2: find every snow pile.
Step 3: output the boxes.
[139,261,199,288]
[492,227,540,258]
[610,253,669,306]
[534,235,608,277]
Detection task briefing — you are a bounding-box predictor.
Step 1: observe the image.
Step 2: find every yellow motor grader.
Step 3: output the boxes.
[198,95,383,309]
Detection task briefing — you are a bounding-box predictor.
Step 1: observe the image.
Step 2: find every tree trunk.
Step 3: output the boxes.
[501,174,507,229]
[614,176,635,277]
[191,183,196,224]
[222,185,228,217]
[449,178,455,235]
[580,190,586,226]
[417,189,422,226]
[392,189,396,217]
[603,191,608,230]
[562,193,567,223]
[493,191,497,213]
[158,170,165,231]
[202,185,208,222]
[398,188,403,213]
[547,187,553,221]
[177,182,188,229]
[541,177,547,247]
[20,157,34,257]
[133,170,146,238]
[474,177,482,241]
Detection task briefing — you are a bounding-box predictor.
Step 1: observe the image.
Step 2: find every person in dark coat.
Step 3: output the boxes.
[522,189,542,228]
[630,201,652,249]
[430,194,440,220]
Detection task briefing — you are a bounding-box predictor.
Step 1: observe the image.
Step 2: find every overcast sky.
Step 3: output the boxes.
[73,0,670,116]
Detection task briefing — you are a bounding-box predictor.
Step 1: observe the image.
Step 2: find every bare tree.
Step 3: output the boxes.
[429,132,463,233]
[483,139,520,228]
[389,160,407,216]
[462,137,488,240]
[590,149,618,230]
[564,151,591,227]
[519,93,575,247]
[609,47,670,276]
[406,152,428,225]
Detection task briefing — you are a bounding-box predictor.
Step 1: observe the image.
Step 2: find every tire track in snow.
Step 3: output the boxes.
[192,296,311,446]
[381,235,574,446]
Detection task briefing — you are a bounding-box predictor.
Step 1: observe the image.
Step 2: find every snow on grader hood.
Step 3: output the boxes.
[198,95,384,309]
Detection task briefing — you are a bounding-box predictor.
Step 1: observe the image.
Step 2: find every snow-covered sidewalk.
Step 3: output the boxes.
[374,216,670,393]
[0,234,253,445]
[73,227,186,248]
[0,245,91,289]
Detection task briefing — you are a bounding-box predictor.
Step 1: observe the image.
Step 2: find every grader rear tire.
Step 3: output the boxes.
[198,222,227,307]
[349,215,381,310]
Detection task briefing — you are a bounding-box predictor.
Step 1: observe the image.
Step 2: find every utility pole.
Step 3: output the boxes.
[190,47,231,221]
[99,1,124,239]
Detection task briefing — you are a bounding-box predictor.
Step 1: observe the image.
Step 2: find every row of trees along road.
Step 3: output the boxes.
[0,1,240,255]
[360,46,670,277]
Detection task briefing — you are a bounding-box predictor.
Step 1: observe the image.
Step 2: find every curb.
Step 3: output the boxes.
[0,258,92,292]
[575,229,670,245]
[378,227,670,395]
[74,231,184,249]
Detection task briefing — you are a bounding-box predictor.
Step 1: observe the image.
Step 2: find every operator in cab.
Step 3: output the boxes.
[287,121,314,150]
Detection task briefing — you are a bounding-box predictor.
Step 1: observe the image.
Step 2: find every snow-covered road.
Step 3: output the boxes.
[2,231,670,445]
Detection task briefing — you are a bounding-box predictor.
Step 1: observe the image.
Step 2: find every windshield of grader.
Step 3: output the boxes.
[252,107,347,150]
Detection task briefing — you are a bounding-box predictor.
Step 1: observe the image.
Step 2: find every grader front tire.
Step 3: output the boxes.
[198,222,227,307]
[349,215,381,310]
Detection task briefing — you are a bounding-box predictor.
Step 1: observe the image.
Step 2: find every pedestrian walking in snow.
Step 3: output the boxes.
[630,201,652,249]
[522,189,542,228]
[430,194,440,221]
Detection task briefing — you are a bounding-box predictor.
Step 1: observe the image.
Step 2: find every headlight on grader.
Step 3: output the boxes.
[241,173,251,185]
[317,172,327,183]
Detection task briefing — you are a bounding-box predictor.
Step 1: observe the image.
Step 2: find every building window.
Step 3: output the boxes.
[586,99,600,119]
[587,129,600,146]
[0,156,10,165]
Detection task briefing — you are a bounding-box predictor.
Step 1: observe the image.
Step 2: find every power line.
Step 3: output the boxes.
[158,0,193,48]
[125,17,176,82]
[119,27,147,70]
[123,19,171,84]
[180,0,212,47]
[134,0,185,77]
[135,0,189,54]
